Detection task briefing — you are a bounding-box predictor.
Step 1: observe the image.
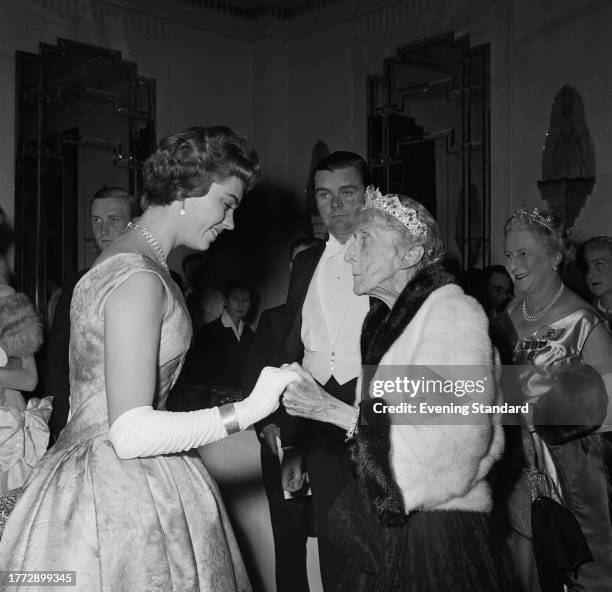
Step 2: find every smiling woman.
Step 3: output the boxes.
[494,207,612,592]
[0,127,301,592]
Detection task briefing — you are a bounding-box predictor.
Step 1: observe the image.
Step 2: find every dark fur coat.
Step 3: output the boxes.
[353,263,503,525]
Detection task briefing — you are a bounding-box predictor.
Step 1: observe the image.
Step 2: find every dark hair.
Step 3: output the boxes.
[90,186,141,218]
[289,236,325,262]
[143,126,260,208]
[312,151,372,188]
[475,264,514,308]
[181,252,209,275]
[222,280,254,300]
[223,280,258,321]
[578,236,612,272]
[482,264,512,284]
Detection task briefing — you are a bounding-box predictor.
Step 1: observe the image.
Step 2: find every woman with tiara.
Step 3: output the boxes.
[495,207,612,591]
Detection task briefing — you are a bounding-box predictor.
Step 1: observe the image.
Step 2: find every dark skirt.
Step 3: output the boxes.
[330,478,510,592]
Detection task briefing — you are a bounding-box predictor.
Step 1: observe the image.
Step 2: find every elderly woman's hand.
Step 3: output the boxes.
[282,363,333,421]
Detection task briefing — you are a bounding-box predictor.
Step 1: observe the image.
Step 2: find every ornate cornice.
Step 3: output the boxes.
[177,0,341,20]
[360,0,442,34]
[18,0,167,37]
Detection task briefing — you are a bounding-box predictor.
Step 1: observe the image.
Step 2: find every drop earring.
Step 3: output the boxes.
[180,200,186,216]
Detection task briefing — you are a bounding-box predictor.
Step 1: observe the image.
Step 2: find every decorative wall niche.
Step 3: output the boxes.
[537,85,596,228]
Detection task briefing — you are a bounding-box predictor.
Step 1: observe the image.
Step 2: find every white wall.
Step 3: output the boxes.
[0,0,253,264]
[283,0,612,264]
[2,0,611,301]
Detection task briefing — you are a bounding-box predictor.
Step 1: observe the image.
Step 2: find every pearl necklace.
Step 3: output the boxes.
[522,283,564,322]
[126,222,169,273]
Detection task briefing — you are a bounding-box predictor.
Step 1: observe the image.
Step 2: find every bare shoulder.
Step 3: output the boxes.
[105,269,166,315]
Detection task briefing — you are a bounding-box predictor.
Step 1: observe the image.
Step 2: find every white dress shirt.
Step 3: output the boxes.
[301,234,369,387]
[221,310,244,341]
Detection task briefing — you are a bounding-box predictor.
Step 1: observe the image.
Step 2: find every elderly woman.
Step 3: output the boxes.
[284,188,508,591]
[493,208,612,592]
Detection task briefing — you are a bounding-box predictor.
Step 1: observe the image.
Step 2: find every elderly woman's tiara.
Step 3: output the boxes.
[364,186,428,238]
[510,205,556,232]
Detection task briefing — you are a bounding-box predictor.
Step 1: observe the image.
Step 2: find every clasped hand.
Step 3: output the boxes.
[237,366,299,429]
[281,362,330,421]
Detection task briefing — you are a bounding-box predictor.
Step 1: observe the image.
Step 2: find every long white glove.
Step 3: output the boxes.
[109,366,298,459]
[235,366,298,429]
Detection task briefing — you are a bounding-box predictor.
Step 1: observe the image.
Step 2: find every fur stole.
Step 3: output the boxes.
[0,292,43,358]
[353,263,455,526]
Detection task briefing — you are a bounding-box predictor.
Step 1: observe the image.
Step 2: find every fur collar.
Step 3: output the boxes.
[354,263,455,525]
[0,292,43,358]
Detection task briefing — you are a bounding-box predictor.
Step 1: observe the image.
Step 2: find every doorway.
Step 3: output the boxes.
[15,38,156,323]
[368,32,490,272]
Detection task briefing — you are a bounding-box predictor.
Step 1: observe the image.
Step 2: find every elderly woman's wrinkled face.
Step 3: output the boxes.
[345,221,404,296]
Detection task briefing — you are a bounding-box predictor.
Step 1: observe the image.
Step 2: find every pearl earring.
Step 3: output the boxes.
[180,200,186,216]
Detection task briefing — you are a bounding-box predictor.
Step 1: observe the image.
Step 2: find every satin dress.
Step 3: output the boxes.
[500,307,612,592]
[0,254,251,592]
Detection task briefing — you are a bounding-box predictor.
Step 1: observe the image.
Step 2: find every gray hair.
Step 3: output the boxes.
[356,196,444,268]
[504,210,573,268]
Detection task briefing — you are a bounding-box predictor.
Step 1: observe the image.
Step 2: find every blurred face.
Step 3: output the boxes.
[345,221,404,296]
[486,271,513,312]
[182,176,244,251]
[314,167,366,244]
[91,197,131,251]
[584,247,612,302]
[225,288,251,321]
[504,229,560,296]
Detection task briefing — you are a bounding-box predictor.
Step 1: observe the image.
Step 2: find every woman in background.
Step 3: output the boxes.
[0,251,49,496]
[193,280,256,391]
[495,207,612,591]
[169,280,256,411]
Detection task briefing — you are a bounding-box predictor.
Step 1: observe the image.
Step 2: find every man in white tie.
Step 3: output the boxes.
[281,152,371,592]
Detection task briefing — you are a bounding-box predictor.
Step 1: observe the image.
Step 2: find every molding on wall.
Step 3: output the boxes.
[359,0,443,34]
[175,0,342,20]
[17,0,168,38]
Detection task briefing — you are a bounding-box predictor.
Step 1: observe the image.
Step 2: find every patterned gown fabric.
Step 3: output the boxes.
[0,390,52,493]
[0,253,251,592]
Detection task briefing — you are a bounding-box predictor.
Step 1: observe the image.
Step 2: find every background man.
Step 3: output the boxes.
[281,151,372,591]
[44,186,139,441]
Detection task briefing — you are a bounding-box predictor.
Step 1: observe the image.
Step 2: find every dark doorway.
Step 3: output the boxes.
[15,38,156,323]
[368,32,490,272]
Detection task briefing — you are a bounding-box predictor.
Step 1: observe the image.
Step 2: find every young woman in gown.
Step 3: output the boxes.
[0,126,297,592]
